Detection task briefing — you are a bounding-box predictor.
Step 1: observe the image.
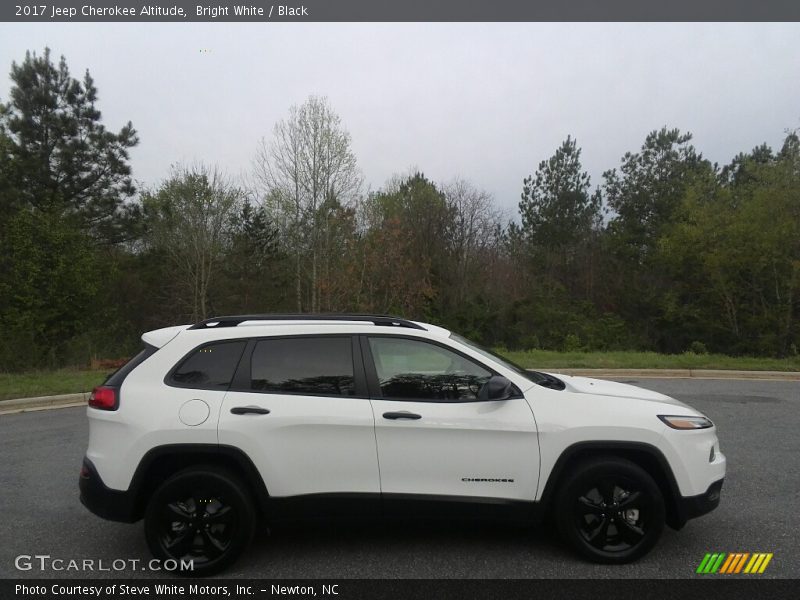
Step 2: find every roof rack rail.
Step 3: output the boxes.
[188,313,426,331]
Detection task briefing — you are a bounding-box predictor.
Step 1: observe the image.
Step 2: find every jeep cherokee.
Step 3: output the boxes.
[79,314,725,575]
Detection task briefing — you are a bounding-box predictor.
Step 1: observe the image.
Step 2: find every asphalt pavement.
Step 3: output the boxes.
[0,378,798,579]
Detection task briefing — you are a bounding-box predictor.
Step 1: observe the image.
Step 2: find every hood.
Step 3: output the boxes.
[546,373,692,409]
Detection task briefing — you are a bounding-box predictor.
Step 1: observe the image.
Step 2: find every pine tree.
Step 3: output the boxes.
[0,48,138,241]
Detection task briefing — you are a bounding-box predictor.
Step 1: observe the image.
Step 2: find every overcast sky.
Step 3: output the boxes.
[1,22,799,213]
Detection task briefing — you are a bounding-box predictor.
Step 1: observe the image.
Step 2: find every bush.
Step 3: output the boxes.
[563,333,582,352]
[688,340,709,355]
[520,335,540,351]
[0,210,105,370]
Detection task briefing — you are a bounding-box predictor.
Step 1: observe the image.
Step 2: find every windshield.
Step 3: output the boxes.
[448,333,549,385]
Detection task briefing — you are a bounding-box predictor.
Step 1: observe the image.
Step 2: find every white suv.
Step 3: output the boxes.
[79,314,725,575]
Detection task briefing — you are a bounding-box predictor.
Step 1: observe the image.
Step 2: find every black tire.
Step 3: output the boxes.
[554,456,665,564]
[144,466,256,576]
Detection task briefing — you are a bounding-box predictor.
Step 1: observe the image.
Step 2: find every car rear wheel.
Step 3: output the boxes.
[555,457,665,563]
[144,466,256,576]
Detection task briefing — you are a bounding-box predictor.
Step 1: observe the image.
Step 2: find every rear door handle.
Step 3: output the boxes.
[383,411,422,420]
[230,406,270,415]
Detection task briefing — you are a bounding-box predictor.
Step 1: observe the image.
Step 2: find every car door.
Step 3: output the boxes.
[363,335,540,504]
[218,335,380,502]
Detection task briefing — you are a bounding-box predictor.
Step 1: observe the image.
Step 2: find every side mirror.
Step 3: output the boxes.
[478,375,518,401]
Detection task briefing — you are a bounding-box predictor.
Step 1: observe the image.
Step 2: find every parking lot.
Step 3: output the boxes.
[0,377,797,579]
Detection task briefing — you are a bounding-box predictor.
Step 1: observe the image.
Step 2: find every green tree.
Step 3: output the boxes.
[254,96,362,312]
[372,173,452,272]
[0,48,139,370]
[0,48,139,241]
[604,127,710,257]
[507,138,604,346]
[350,174,451,316]
[662,132,800,355]
[437,178,506,336]
[314,196,361,311]
[597,128,714,351]
[216,201,288,314]
[517,136,601,251]
[142,165,245,321]
[0,210,103,369]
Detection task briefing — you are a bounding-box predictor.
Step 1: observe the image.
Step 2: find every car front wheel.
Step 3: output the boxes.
[144,466,256,576]
[555,457,665,563]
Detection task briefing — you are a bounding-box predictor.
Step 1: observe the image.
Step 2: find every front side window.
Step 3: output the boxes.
[170,341,246,390]
[250,337,355,396]
[449,333,565,390]
[368,337,491,402]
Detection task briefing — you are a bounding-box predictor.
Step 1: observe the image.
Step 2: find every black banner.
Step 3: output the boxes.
[3,0,800,23]
[2,579,797,600]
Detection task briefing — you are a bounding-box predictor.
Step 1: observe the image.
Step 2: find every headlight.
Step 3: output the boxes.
[658,414,713,430]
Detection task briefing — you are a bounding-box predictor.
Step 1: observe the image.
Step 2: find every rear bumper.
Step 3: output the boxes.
[677,478,723,525]
[79,457,140,523]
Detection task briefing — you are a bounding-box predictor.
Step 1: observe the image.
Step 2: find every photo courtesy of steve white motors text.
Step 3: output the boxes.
[14,583,339,597]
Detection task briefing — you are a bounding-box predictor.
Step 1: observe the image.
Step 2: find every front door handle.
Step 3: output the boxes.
[230,406,270,415]
[383,411,422,420]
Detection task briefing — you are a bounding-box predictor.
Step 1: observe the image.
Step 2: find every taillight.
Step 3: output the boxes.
[88,386,118,410]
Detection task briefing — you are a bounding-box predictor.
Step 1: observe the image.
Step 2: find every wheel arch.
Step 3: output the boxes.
[128,444,270,521]
[539,441,687,530]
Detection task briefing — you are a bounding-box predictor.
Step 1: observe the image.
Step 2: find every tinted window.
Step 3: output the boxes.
[368,337,491,401]
[449,333,565,390]
[250,337,355,396]
[170,341,246,389]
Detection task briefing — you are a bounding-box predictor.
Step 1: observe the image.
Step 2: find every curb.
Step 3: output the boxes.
[0,392,90,415]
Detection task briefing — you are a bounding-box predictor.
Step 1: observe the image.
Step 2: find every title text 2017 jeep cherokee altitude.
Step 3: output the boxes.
[80,314,725,575]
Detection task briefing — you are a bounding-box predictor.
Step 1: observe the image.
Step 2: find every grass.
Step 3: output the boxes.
[497,349,800,372]
[0,369,109,401]
[1,350,798,401]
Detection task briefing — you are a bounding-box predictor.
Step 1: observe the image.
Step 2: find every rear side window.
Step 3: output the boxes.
[169,341,246,390]
[250,337,355,396]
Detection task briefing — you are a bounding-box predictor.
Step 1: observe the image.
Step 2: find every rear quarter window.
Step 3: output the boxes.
[168,341,247,390]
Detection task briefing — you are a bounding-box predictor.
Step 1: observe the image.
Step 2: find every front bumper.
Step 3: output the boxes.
[681,479,725,519]
[676,478,723,526]
[79,457,140,523]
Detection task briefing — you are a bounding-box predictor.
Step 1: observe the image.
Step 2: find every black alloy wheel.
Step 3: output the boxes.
[145,467,256,576]
[555,457,665,563]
